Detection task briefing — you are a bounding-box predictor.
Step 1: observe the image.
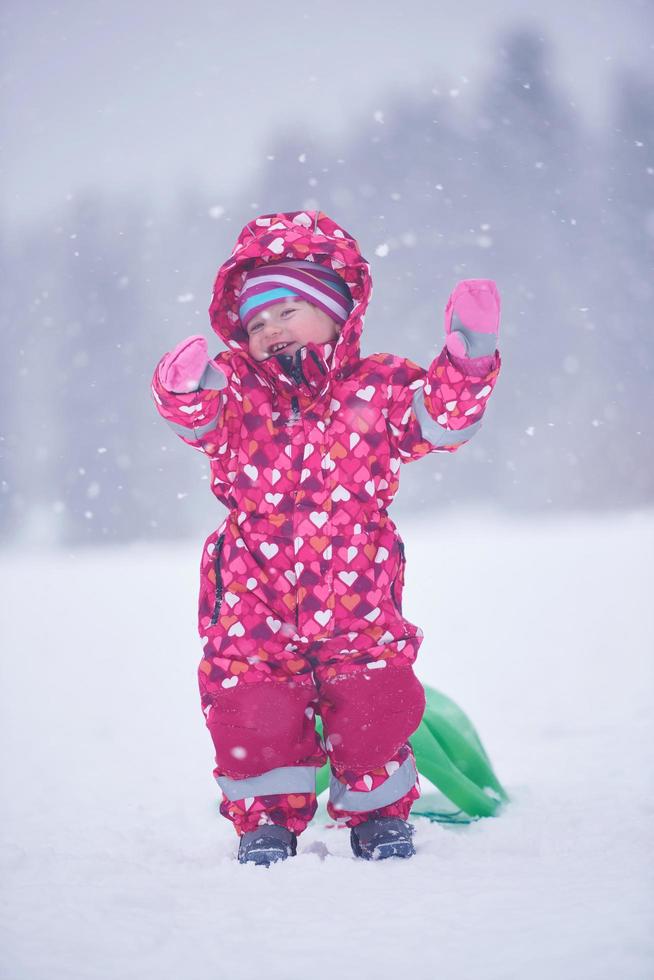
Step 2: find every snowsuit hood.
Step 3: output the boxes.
[208,210,371,398]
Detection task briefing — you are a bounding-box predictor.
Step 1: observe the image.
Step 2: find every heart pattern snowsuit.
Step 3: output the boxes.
[152,210,501,835]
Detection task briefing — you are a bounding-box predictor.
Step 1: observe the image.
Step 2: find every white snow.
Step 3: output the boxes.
[1,511,653,980]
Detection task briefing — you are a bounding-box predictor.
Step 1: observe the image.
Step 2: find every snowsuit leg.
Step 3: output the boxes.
[326,743,421,827]
[203,667,326,835]
[197,519,329,836]
[316,657,425,827]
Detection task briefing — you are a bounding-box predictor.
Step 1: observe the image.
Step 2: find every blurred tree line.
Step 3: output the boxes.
[1,28,652,547]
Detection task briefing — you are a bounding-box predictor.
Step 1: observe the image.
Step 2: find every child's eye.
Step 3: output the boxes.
[249,322,263,333]
[281,308,296,318]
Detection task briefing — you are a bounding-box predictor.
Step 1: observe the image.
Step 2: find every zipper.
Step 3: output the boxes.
[210,533,226,625]
[278,350,304,423]
[308,348,327,375]
[290,349,305,421]
[289,348,308,388]
[391,541,405,612]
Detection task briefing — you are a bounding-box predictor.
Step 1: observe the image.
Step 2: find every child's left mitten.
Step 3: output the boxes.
[444,279,500,360]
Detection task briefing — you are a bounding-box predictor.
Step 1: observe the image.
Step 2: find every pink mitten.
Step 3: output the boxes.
[444,279,500,361]
[158,335,209,393]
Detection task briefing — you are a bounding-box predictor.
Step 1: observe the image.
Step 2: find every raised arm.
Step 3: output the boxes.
[151,335,229,455]
[387,280,502,461]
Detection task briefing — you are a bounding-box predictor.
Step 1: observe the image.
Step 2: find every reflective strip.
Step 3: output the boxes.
[328,755,418,813]
[165,416,220,440]
[199,362,228,391]
[166,419,195,438]
[412,390,482,447]
[216,765,317,801]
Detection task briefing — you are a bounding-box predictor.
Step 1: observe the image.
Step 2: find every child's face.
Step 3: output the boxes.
[245,299,341,361]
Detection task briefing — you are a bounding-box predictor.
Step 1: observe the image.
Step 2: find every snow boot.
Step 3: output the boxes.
[350,817,416,861]
[237,825,297,867]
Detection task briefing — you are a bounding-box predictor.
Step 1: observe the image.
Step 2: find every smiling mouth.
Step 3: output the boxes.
[269,341,294,354]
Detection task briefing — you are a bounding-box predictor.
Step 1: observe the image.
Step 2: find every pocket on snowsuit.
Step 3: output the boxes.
[210,533,226,625]
[390,539,406,613]
[199,528,227,631]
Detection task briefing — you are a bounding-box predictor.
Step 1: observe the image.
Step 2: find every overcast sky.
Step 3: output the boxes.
[2,0,652,227]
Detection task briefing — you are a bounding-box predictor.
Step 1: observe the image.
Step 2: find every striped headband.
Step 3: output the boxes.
[239,259,353,329]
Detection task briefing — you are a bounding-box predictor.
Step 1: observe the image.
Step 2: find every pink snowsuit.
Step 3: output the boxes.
[152,210,501,835]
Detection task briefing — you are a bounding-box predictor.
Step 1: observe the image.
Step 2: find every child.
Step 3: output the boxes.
[152,210,501,865]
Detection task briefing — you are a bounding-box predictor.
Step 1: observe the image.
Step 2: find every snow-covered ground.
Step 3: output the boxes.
[1,511,653,980]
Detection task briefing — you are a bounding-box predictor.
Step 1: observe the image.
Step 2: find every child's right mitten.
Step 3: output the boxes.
[158,335,209,393]
[444,279,500,361]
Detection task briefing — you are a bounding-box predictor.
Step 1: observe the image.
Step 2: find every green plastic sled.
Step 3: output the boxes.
[315,683,508,825]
